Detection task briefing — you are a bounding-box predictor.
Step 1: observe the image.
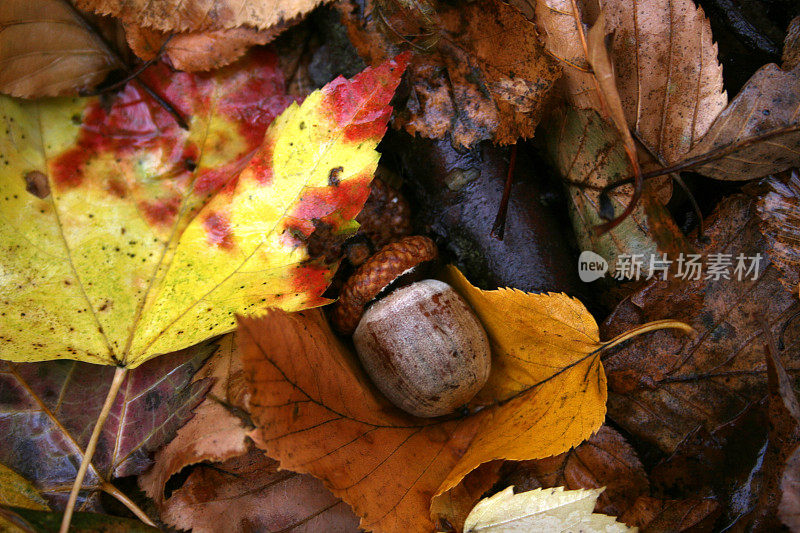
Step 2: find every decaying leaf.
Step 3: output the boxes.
[125,23,291,72]
[463,486,632,532]
[545,107,691,275]
[603,0,727,165]
[138,334,249,507]
[0,51,408,368]
[602,193,800,452]
[757,170,800,293]
[536,0,726,165]
[157,449,360,532]
[0,464,49,511]
[0,345,212,510]
[619,496,720,531]
[780,444,800,532]
[688,63,800,181]
[338,0,561,146]
[499,425,649,518]
[0,0,120,98]
[784,16,800,71]
[0,506,161,532]
[240,267,615,532]
[75,0,323,32]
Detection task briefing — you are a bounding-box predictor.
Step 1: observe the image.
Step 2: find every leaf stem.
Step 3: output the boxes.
[599,319,695,356]
[100,481,156,527]
[59,367,128,533]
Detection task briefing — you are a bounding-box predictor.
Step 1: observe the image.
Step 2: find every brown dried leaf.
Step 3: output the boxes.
[241,309,483,532]
[602,193,800,452]
[138,335,250,507]
[619,496,720,532]
[124,23,290,72]
[783,16,800,71]
[499,425,649,518]
[781,444,800,532]
[603,0,727,164]
[0,0,119,97]
[757,171,800,293]
[338,0,561,147]
[158,449,360,532]
[535,0,726,165]
[688,64,800,181]
[75,0,322,32]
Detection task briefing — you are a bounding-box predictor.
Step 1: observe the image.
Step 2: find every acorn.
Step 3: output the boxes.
[332,236,491,418]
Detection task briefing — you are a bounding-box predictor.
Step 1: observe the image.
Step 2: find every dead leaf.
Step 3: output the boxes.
[0,0,120,97]
[784,16,800,71]
[240,308,483,533]
[544,107,691,275]
[75,0,323,32]
[781,444,800,532]
[463,486,633,532]
[158,449,360,532]
[138,334,249,507]
[688,63,800,180]
[603,0,727,164]
[602,192,800,452]
[499,425,649,518]
[756,170,800,293]
[0,464,49,511]
[125,23,291,72]
[0,505,161,532]
[0,345,213,510]
[240,268,627,532]
[338,0,561,146]
[619,496,720,531]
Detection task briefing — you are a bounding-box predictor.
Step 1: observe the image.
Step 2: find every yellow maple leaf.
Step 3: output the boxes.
[0,52,409,369]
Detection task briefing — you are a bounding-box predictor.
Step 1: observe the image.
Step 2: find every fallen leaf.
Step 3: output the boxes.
[240,267,619,531]
[0,506,161,532]
[0,51,408,368]
[157,449,360,532]
[535,0,726,165]
[603,0,727,165]
[75,0,323,32]
[602,192,800,452]
[499,425,649,518]
[784,16,800,71]
[463,486,632,532]
[756,170,800,293]
[619,496,720,531]
[781,444,800,532]
[544,107,691,275]
[125,23,291,72]
[241,308,483,533]
[138,334,249,507]
[0,0,120,97]
[338,0,561,146]
[0,464,48,511]
[688,63,800,180]
[0,345,213,510]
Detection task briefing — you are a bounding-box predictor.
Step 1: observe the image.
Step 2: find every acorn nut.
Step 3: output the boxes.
[333,236,491,418]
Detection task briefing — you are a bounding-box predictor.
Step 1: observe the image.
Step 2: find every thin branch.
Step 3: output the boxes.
[101,481,156,527]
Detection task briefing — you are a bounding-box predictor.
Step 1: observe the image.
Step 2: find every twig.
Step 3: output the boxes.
[62,1,187,129]
[60,367,128,533]
[601,124,800,194]
[491,143,518,240]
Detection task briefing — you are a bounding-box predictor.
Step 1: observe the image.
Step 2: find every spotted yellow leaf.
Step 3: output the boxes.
[0,51,409,368]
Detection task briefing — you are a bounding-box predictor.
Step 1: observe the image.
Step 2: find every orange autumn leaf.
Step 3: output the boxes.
[237,268,678,532]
